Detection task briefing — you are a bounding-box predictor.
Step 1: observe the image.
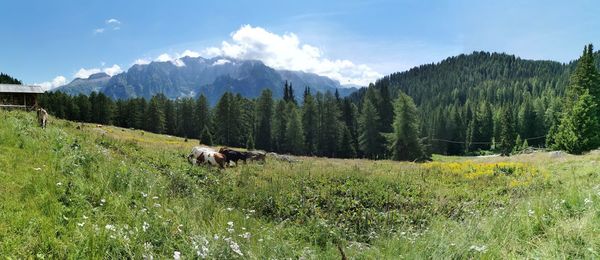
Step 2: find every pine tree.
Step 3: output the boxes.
[554,91,600,154]
[194,95,211,139]
[339,125,357,158]
[285,102,304,154]
[320,92,342,157]
[214,92,242,146]
[200,126,213,146]
[498,107,517,156]
[302,87,318,155]
[272,100,288,152]
[256,89,274,151]
[389,92,427,161]
[146,96,165,133]
[554,44,600,153]
[359,98,383,159]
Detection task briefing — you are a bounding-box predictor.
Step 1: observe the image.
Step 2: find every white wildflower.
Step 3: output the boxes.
[224,237,243,256]
[141,192,148,198]
[153,196,159,200]
[214,234,219,240]
[77,222,85,227]
[528,209,535,217]
[83,215,89,219]
[227,221,234,233]
[227,207,234,211]
[240,232,251,239]
[105,224,116,231]
[34,167,42,171]
[143,222,150,232]
[56,182,62,186]
[173,251,181,260]
[469,245,487,252]
[177,224,183,233]
[585,197,593,205]
[154,203,161,208]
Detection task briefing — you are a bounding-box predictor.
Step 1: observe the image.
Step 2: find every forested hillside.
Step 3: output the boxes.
[353,51,600,155]
[38,49,600,159]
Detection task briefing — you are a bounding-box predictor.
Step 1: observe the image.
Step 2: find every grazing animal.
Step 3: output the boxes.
[36,108,48,128]
[219,147,250,166]
[188,147,226,169]
[247,150,267,163]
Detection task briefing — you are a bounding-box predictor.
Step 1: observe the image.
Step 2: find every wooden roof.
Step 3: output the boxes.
[0,84,44,94]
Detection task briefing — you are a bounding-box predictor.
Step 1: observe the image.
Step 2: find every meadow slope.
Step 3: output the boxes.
[1,110,600,258]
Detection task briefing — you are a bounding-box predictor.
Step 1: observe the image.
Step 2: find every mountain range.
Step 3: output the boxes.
[54,56,359,104]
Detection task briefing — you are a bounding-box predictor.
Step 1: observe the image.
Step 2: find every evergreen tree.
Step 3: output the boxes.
[200,126,213,146]
[302,88,318,155]
[339,125,357,158]
[359,98,383,159]
[255,89,274,151]
[146,96,165,133]
[498,107,517,156]
[194,95,211,139]
[554,44,600,153]
[272,100,288,152]
[214,92,242,146]
[389,92,427,161]
[285,102,304,154]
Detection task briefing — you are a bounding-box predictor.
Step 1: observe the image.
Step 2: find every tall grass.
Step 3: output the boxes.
[1,110,600,258]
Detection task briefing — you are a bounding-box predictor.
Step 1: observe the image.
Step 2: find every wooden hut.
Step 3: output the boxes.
[0,84,44,110]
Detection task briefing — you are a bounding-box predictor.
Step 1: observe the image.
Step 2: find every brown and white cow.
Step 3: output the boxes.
[36,108,48,129]
[188,146,226,169]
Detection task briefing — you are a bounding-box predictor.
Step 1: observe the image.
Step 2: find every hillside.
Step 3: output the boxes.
[3,110,600,258]
[350,51,600,155]
[54,56,358,104]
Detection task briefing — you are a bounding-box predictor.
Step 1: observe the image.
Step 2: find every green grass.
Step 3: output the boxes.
[1,110,600,258]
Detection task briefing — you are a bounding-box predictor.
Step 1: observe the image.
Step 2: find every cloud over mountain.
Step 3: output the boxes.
[200,25,381,85]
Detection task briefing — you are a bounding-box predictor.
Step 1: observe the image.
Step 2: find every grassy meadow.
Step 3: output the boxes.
[1,110,600,258]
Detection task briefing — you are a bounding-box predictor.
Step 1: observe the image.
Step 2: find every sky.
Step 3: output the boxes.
[0,0,599,89]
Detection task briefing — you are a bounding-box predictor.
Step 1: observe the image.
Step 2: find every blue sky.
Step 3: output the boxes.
[1,0,599,88]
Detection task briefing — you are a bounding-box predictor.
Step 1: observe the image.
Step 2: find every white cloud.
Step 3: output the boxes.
[94,18,121,34]
[212,59,231,66]
[133,58,151,65]
[179,50,200,58]
[75,68,101,79]
[36,76,67,90]
[201,25,382,85]
[103,64,123,76]
[155,53,173,62]
[74,64,123,79]
[155,53,186,67]
[106,18,121,25]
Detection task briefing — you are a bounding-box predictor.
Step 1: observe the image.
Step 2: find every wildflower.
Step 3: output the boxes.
[141,192,148,198]
[224,237,243,256]
[528,209,535,217]
[173,251,181,260]
[585,197,593,205]
[105,224,116,231]
[144,242,153,251]
[227,207,234,211]
[34,167,42,171]
[143,222,150,232]
[56,182,62,186]
[469,245,487,252]
[83,215,89,219]
[154,203,161,208]
[240,232,251,239]
[153,196,159,200]
[214,234,219,240]
[177,224,183,233]
[227,221,234,233]
[77,222,85,227]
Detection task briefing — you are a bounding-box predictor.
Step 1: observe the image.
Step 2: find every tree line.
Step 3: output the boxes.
[40,80,428,161]
[35,44,600,159]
